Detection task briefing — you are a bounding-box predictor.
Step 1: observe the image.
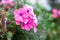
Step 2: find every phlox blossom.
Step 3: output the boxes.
[14,4,38,33]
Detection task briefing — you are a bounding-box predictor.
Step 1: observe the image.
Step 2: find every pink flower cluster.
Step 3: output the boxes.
[52,8,60,19]
[14,5,38,33]
[0,0,14,6]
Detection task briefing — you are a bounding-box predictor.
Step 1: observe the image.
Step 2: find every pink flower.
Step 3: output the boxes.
[52,8,58,19]
[0,0,14,6]
[52,13,58,19]
[52,8,60,19]
[14,4,38,33]
[58,10,60,16]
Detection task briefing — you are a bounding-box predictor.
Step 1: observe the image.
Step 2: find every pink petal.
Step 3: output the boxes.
[14,10,20,15]
[52,13,58,19]
[25,25,30,31]
[14,15,22,21]
[34,27,37,33]
[21,24,25,29]
[52,8,58,14]
[15,21,20,25]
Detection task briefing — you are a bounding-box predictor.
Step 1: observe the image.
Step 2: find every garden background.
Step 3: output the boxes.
[0,0,60,40]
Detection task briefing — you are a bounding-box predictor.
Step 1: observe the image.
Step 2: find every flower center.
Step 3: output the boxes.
[19,13,23,16]
[27,9,29,12]
[26,22,29,25]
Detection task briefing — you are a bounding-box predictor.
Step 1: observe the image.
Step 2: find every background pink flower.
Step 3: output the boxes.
[52,8,58,19]
[0,0,14,6]
[52,8,60,19]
